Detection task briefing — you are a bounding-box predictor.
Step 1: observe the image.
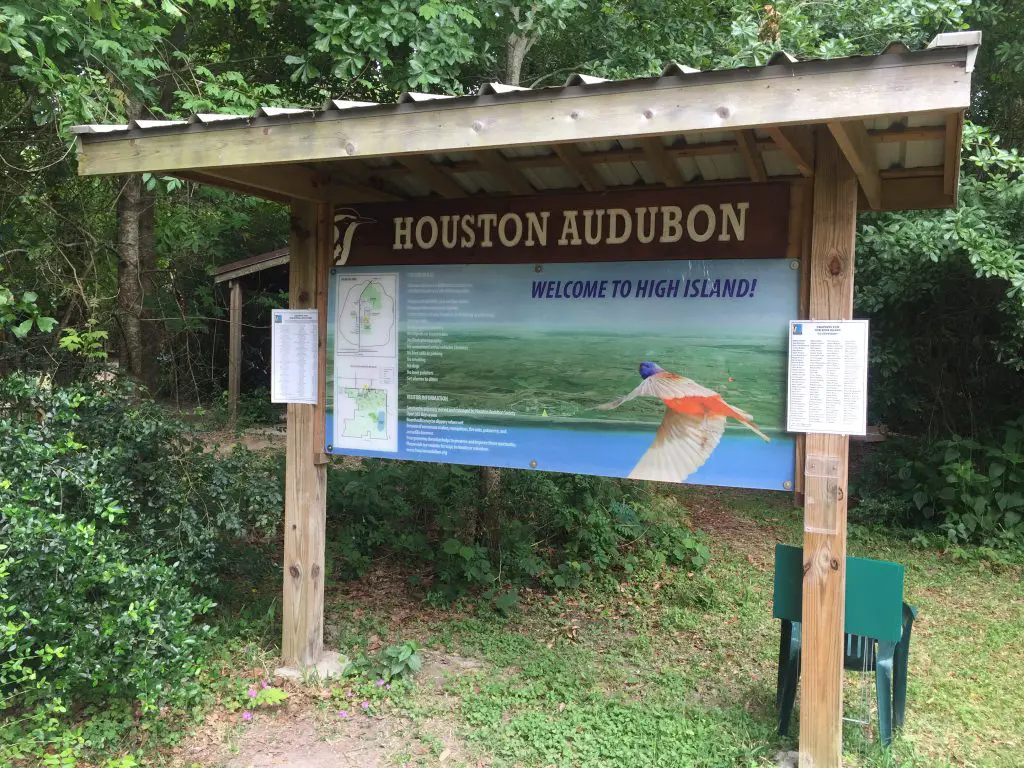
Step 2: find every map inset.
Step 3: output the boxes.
[331,273,399,453]
[339,279,396,352]
[340,387,388,440]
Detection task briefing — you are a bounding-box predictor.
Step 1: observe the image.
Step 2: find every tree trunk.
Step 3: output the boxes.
[505,8,538,86]
[116,173,146,381]
[138,178,159,387]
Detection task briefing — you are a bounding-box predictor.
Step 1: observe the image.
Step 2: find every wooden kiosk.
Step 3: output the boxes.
[74,31,979,766]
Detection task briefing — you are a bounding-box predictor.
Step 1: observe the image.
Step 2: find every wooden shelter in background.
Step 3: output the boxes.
[213,247,289,428]
[74,30,980,767]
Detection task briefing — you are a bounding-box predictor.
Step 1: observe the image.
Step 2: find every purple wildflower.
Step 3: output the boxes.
[338,710,349,719]
[361,701,370,710]
[375,679,386,687]
[247,688,258,698]
[242,711,252,722]
[260,680,269,689]
[385,684,391,690]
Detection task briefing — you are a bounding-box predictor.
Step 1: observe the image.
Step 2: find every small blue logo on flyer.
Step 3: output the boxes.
[792,323,803,335]
[274,313,283,323]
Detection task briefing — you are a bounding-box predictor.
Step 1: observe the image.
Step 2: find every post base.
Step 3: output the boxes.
[275,650,348,682]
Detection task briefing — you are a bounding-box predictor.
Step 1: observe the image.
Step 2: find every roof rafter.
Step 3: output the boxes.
[640,138,686,187]
[828,120,882,210]
[398,155,467,198]
[474,149,536,195]
[552,144,607,192]
[765,126,815,177]
[735,130,767,182]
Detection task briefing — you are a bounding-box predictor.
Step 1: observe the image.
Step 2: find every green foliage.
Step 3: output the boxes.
[217,386,285,429]
[230,681,289,712]
[854,419,1024,549]
[325,460,709,605]
[58,320,109,359]
[856,124,1024,436]
[345,640,423,682]
[0,279,56,339]
[0,372,284,762]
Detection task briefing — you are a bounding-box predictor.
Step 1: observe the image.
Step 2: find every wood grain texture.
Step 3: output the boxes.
[736,130,767,182]
[640,138,686,187]
[398,155,467,198]
[195,164,400,203]
[227,280,242,431]
[799,130,857,768]
[475,149,536,195]
[281,200,328,669]
[944,111,963,198]
[173,170,291,203]
[552,143,607,191]
[368,126,944,181]
[788,180,813,502]
[77,59,971,176]
[313,202,331,455]
[767,126,815,177]
[827,120,881,210]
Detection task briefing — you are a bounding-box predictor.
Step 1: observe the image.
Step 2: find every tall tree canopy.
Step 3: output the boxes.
[6,0,1022,439]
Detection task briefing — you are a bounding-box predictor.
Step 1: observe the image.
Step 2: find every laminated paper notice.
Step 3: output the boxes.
[786,320,868,436]
[271,309,319,405]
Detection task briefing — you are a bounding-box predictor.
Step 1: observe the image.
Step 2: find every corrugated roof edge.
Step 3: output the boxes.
[212,246,289,280]
[71,32,980,139]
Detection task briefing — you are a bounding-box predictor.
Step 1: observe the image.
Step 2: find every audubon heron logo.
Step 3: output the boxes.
[334,208,376,265]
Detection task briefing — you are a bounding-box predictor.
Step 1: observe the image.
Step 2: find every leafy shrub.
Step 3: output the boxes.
[325,460,710,603]
[853,419,1024,548]
[217,386,285,429]
[344,641,423,682]
[0,372,284,738]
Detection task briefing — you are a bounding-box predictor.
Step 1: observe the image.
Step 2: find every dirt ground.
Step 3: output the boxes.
[171,662,483,768]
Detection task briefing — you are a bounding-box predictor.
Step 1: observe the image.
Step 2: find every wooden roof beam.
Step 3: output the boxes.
[828,120,882,210]
[328,159,411,200]
[175,170,291,203]
[552,144,607,192]
[474,149,536,195]
[192,164,403,203]
[76,49,971,176]
[736,130,767,182]
[765,126,815,177]
[398,155,467,198]
[341,125,947,183]
[640,138,686,187]
[944,111,963,197]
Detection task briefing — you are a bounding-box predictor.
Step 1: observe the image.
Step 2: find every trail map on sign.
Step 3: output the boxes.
[332,274,399,452]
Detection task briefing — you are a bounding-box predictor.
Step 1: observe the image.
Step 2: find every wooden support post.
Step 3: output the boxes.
[799,129,858,768]
[282,200,328,669]
[227,280,243,430]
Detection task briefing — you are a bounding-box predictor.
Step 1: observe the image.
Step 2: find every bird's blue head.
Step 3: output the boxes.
[639,361,664,379]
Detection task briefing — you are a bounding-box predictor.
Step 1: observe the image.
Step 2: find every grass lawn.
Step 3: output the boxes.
[165,486,1021,768]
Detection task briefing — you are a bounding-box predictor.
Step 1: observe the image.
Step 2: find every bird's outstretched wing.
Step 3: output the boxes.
[596,373,716,411]
[629,411,726,482]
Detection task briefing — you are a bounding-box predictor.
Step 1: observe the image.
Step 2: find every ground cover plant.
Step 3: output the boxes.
[154,483,1022,768]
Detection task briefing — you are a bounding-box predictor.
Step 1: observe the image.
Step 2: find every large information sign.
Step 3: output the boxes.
[325,185,797,491]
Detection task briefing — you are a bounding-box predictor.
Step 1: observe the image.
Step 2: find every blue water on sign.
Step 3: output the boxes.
[326,416,794,491]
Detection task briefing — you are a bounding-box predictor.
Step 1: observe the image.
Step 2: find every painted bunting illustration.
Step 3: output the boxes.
[598,361,770,482]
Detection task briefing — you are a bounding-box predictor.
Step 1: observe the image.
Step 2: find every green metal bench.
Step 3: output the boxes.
[772,543,917,746]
